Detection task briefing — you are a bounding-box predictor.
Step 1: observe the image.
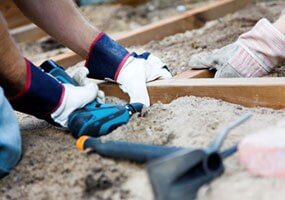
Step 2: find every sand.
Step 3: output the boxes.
[2,97,285,200]
[2,1,285,200]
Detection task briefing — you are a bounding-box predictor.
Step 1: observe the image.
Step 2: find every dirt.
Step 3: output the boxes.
[2,1,285,200]
[2,97,285,200]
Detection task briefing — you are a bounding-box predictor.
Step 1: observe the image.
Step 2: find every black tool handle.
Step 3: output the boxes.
[82,137,184,163]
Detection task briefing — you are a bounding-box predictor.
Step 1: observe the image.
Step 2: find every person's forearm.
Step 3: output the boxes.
[273,15,285,34]
[13,0,100,58]
[0,13,27,97]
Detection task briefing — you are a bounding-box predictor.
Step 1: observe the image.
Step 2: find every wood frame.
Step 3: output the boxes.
[0,0,30,29]
[49,0,283,110]
[98,77,285,109]
[9,0,282,110]
[10,24,48,43]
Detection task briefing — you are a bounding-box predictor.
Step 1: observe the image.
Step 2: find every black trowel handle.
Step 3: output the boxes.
[77,136,184,163]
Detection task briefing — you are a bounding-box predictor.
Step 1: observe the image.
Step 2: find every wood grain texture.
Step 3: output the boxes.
[98,77,285,109]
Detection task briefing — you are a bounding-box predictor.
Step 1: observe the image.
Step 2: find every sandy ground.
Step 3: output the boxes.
[2,97,285,200]
[2,1,285,200]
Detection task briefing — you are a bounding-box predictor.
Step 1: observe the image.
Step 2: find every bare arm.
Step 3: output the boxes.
[13,0,100,58]
[0,13,26,97]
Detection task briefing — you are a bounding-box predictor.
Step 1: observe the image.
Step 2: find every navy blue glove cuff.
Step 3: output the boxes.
[85,32,130,80]
[9,59,64,120]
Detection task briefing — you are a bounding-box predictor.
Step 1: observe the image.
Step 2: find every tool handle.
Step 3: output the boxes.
[40,60,79,86]
[209,113,252,152]
[220,145,238,159]
[77,136,184,163]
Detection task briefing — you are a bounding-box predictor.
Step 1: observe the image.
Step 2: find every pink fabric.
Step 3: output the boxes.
[239,124,285,178]
[229,18,285,77]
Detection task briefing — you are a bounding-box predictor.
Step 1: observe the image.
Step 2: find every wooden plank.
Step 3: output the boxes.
[113,0,146,6]
[10,24,48,43]
[76,0,146,6]
[48,0,251,68]
[51,51,84,67]
[115,0,250,46]
[0,0,30,29]
[98,77,285,109]
[174,69,214,79]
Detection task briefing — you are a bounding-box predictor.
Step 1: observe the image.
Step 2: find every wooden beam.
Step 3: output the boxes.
[98,77,285,109]
[115,0,250,46]
[112,0,146,6]
[174,69,214,79]
[48,0,251,68]
[0,0,30,29]
[49,51,84,67]
[10,24,48,43]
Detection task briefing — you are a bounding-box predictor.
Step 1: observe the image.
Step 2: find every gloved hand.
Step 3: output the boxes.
[85,32,172,106]
[66,66,105,104]
[10,59,99,128]
[50,66,101,127]
[189,18,285,78]
[116,52,172,106]
[39,60,143,138]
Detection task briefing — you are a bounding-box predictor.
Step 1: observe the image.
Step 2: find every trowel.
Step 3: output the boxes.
[77,114,251,200]
[147,113,251,200]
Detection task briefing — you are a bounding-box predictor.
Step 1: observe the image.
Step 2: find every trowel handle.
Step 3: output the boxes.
[77,136,184,163]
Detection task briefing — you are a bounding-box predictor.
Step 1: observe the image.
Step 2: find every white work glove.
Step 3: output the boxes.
[67,66,105,104]
[51,67,105,127]
[189,18,285,78]
[117,53,172,106]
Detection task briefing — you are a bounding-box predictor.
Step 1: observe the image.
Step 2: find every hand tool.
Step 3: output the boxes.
[76,114,251,200]
[147,113,251,200]
[40,60,143,138]
[76,136,237,163]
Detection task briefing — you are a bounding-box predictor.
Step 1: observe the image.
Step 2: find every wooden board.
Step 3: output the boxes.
[48,51,83,67]
[113,0,146,6]
[174,69,214,79]
[98,77,285,109]
[47,0,251,68]
[115,0,250,46]
[0,0,30,29]
[10,23,47,43]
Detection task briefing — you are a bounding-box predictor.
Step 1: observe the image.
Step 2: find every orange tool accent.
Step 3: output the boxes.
[76,136,90,151]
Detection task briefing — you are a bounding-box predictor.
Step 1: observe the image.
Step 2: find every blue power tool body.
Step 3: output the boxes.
[40,60,143,138]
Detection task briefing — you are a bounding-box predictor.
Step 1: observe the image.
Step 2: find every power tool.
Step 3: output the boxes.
[40,60,143,138]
